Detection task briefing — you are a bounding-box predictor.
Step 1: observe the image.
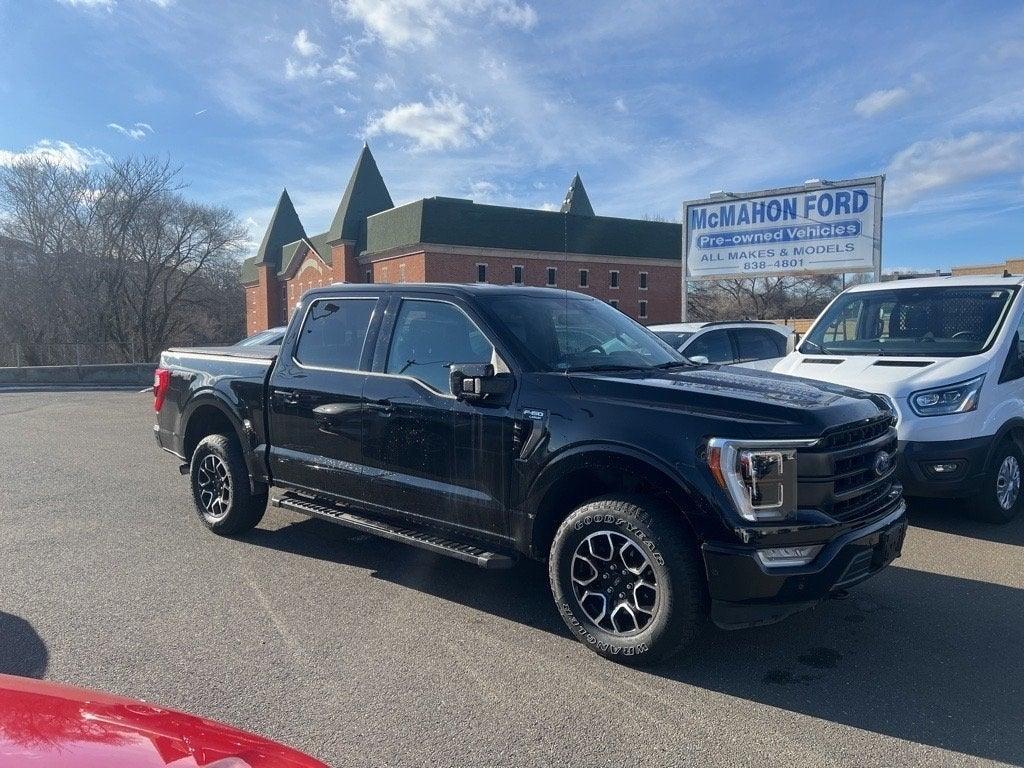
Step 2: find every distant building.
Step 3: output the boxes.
[242,145,682,332]
[951,258,1022,277]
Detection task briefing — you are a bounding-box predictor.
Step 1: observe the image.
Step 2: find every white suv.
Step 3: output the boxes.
[649,321,794,369]
[771,275,1024,522]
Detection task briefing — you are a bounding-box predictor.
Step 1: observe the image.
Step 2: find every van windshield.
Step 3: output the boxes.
[800,285,1018,357]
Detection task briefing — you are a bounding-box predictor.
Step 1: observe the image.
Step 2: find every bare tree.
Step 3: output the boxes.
[0,156,247,363]
[688,275,840,322]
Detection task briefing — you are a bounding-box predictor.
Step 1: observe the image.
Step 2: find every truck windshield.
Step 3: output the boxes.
[801,285,1018,357]
[484,295,684,372]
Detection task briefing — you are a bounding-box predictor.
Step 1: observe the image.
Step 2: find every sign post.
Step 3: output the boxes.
[681,175,884,320]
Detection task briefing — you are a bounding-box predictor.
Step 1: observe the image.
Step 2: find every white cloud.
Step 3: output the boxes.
[538,202,558,211]
[887,131,1024,208]
[364,93,495,151]
[613,97,627,113]
[374,73,397,92]
[334,0,537,50]
[854,87,910,118]
[292,29,321,58]
[0,140,110,170]
[333,105,348,116]
[107,121,154,140]
[285,54,356,82]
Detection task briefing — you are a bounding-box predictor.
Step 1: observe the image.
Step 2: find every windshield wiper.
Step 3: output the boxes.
[563,363,652,373]
[651,359,697,369]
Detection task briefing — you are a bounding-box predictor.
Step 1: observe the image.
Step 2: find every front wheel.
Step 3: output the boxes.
[548,496,706,665]
[973,439,1023,523]
[189,433,268,535]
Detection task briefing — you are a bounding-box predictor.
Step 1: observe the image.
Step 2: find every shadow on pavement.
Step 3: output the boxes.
[247,517,1024,765]
[0,612,48,679]
[907,497,1024,546]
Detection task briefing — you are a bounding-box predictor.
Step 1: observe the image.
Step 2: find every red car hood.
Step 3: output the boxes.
[0,675,328,768]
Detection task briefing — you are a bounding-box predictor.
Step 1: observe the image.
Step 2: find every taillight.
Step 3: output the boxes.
[153,368,171,412]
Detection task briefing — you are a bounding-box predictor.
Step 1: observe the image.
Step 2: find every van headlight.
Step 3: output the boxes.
[908,375,984,417]
[706,438,812,521]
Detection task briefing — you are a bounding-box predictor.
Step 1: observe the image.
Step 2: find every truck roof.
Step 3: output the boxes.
[307,283,598,300]
[845,275,1024,292]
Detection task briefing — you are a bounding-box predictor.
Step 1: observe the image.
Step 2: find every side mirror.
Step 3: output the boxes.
[688,355,710,365]
[449,363,512,402]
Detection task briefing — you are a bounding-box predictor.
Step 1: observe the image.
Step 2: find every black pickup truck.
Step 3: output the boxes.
[154,284,907,663]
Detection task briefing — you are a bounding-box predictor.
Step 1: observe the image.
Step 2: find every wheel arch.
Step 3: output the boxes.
[525,445,706,560]
[986,418,1024,467]
[181,392,261,489]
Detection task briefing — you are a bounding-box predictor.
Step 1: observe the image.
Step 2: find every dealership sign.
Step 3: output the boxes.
[683,176,883,281]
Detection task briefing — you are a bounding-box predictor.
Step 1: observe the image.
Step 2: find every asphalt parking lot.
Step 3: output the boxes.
[1,390,1022,767]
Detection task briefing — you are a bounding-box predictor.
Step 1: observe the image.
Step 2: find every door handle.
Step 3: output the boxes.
[277,390,300,406]
[366,399,393,417]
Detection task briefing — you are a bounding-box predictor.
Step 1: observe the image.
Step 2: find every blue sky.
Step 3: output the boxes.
[1,0,1022,271]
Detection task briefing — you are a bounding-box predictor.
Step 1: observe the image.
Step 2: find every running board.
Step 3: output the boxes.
[272,493,515,569]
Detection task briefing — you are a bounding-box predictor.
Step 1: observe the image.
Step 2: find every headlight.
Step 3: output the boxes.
[908,375,984,417]
[706,438,813,521]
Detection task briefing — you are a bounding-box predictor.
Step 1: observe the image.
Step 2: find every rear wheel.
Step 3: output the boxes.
[189,433,267,535]
[548,495,706,665]
[974,439,1023,523]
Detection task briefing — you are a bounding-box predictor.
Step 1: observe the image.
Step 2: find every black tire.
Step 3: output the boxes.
[189,433,268,535]
[548,495,706,665]
[973,439,1023,524]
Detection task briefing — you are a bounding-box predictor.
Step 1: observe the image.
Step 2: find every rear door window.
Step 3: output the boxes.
[734,329,785,361]
[685,329,735,363]
[294,298,377,370]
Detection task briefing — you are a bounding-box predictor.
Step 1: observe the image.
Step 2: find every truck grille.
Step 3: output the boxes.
[797,414,900,524]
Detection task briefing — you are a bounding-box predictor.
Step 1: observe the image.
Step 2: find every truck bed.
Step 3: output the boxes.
[164,345,280,362]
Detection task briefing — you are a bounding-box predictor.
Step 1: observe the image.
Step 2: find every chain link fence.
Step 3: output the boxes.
[0,341,232,367]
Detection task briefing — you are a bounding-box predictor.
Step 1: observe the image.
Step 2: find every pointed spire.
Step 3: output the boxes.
[254,189,307,270]
[328,144,394,247]
[560,172,595,216]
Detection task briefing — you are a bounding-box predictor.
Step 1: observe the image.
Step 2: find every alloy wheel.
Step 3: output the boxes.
[197,454,232,520]
[570,530,659,635]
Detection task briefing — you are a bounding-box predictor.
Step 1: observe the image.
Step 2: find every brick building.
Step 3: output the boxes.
[951,258,1023,277]
[242,145,683,333]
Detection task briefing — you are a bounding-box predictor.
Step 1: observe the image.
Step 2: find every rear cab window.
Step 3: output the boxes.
[294,297,377,370]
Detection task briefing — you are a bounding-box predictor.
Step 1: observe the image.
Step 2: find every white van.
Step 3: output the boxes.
[771,275,1024,523]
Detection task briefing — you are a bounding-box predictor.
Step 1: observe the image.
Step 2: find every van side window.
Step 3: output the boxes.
[294,298,376,370]
[1000,314,1024,383]
[386,300,495,393]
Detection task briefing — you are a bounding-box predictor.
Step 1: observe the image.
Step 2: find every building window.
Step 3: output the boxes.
[639,271,648,290]
[609,299,619,309]
[547,267,557,286]
[477,263,487,283]
[639,300,648,319]
[579,269,589,288]
[610,270,620,289]
[513,265,524,285]
[365,269,373,283]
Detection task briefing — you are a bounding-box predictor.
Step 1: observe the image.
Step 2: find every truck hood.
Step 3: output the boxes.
[568,364,883,439]
[768,353,988,398]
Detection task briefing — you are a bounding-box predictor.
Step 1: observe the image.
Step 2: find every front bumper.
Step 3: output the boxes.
[897,437,991,498]
[703,501,907,629]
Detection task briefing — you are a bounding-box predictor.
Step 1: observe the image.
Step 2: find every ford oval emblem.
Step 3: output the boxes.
[874,451,893,477]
